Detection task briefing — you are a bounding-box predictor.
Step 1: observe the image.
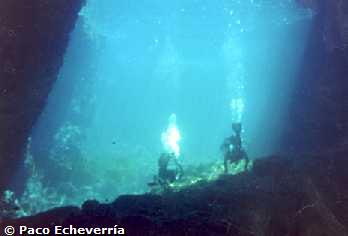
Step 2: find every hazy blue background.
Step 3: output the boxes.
[22,0,314,213]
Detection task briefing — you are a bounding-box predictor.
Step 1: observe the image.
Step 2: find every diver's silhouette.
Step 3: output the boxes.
[221,123,249,173]
[158,152,183,185]
[148,152,183,190]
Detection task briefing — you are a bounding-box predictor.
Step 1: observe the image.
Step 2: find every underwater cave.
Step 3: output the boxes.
[1,0,348,235]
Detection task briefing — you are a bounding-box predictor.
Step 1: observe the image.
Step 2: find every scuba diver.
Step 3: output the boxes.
[158,152,183,185]
[148,152,183,190]
[221,122,249,174]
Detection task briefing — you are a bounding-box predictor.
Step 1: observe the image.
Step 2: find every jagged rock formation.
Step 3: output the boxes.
[3,148,348,236]
[284,0,348,153]
[0,0,85,193]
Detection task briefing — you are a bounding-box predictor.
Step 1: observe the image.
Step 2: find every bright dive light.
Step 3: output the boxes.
[161,113,181,158]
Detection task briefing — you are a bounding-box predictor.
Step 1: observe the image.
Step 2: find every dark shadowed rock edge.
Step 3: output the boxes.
[0,0,86,193]
[283,0,348,153]
[2,148,348,236]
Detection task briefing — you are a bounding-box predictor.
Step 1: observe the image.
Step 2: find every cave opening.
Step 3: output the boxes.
[10,0,314,216]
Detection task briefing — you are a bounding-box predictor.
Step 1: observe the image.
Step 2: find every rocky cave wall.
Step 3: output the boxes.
[283,0,348,153]
[0,0,85,193]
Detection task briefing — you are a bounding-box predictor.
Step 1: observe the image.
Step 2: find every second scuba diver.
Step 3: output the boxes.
[221,122,249,174]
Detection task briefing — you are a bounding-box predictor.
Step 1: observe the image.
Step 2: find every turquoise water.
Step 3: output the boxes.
[19,0,314,215]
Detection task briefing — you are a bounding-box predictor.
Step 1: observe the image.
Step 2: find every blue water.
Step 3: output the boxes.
[20,0,314,214]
